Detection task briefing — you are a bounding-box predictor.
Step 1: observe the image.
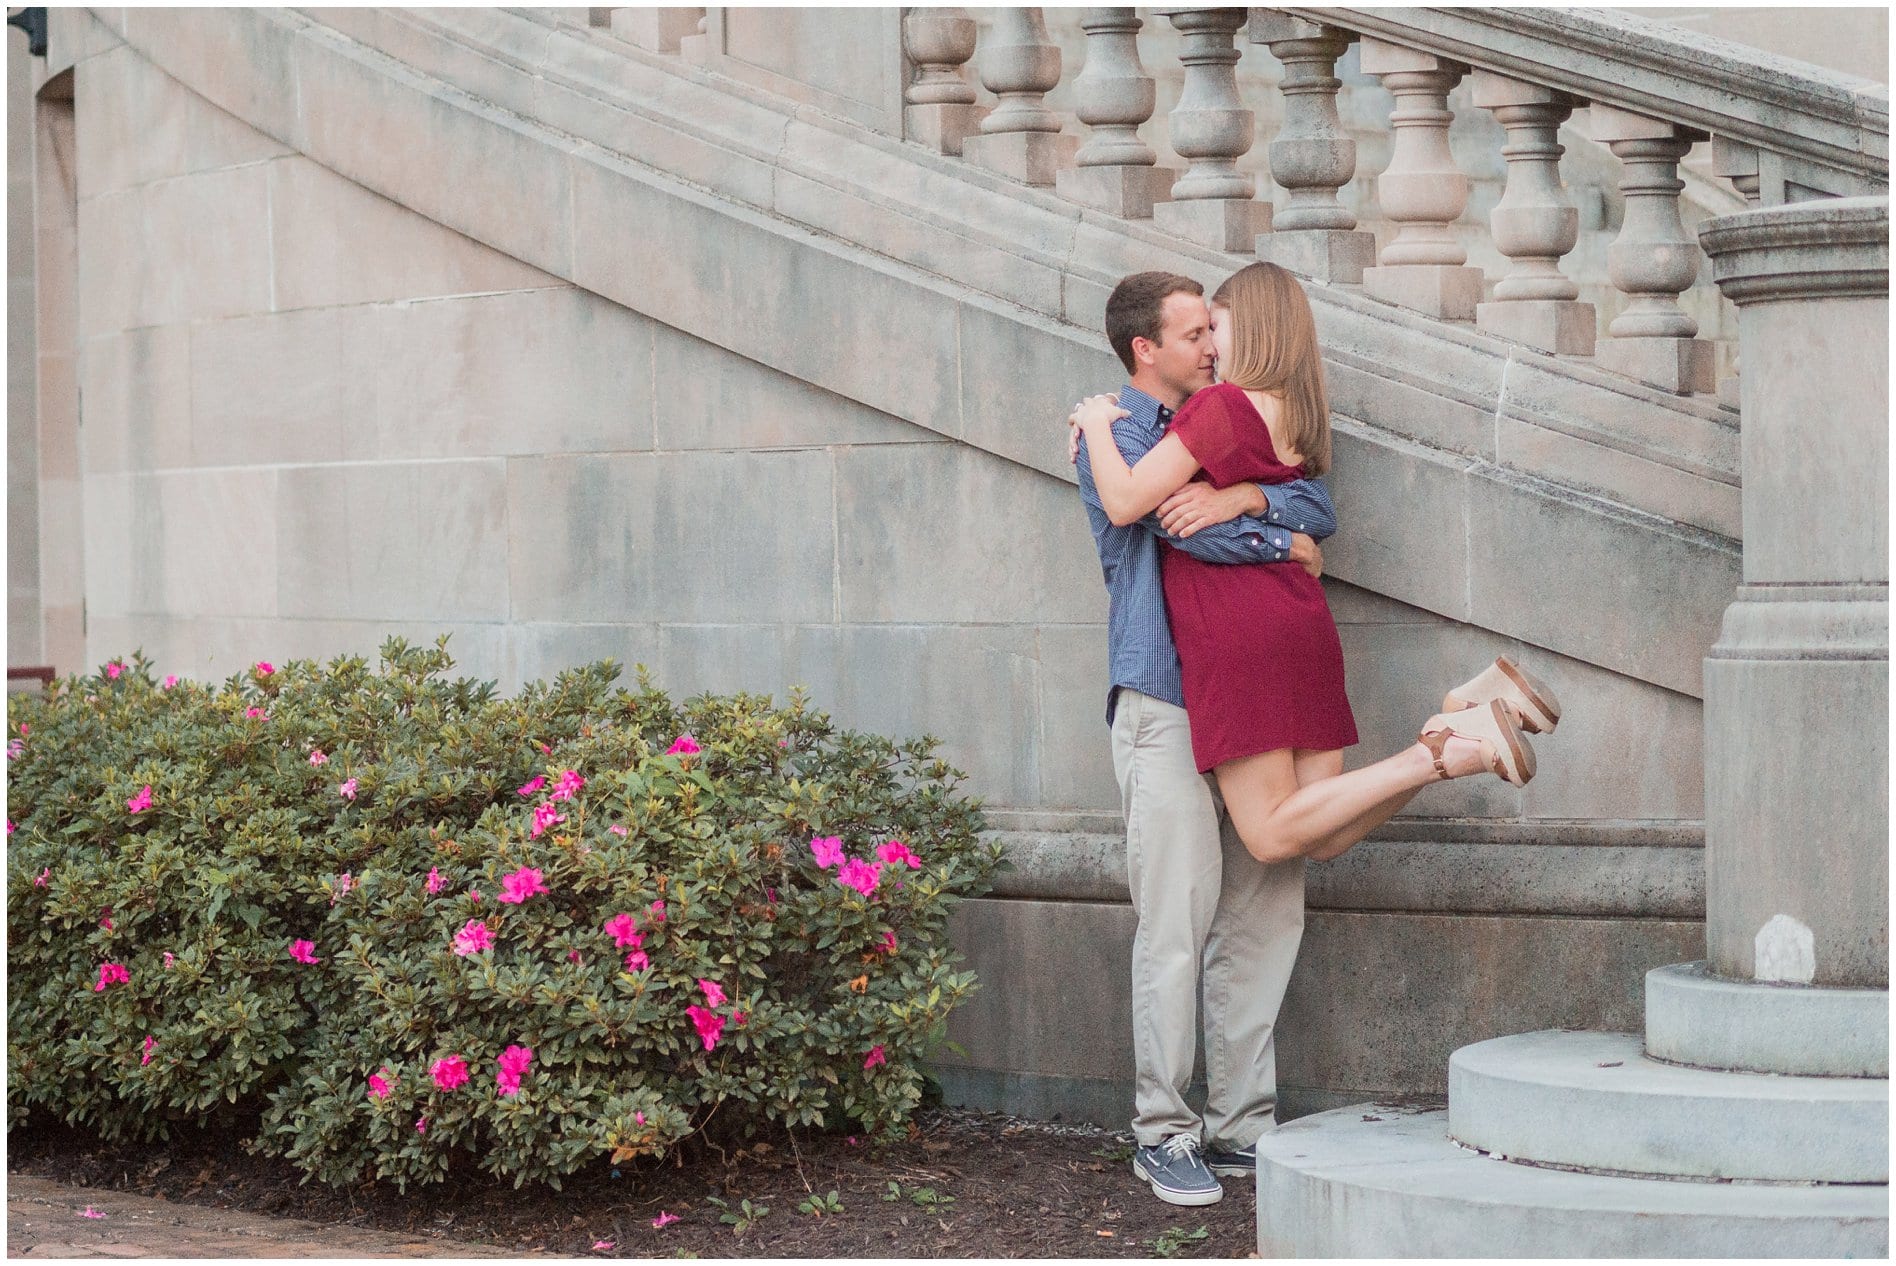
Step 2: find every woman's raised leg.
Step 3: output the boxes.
[1289,748,1426,862]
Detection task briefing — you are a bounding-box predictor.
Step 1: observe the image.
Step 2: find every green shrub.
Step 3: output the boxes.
[7,636,1001,1189]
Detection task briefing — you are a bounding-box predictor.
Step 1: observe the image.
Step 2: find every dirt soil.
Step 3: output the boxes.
[8,1107,1265,1258]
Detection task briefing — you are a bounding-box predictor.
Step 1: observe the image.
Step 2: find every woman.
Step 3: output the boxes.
[1072,262,1561,865]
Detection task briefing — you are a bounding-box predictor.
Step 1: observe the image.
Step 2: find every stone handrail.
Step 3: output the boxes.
[1277,7,1889,203]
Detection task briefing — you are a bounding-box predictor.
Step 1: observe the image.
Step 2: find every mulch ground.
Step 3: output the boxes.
[7,1107,1260,1258]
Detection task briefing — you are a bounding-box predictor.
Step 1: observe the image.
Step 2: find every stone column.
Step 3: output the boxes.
[1150,8,1270,252]
[1358,39,1483,320]
[1055,8,1176,218]
[1249,13,1374,282]
[961,7,1078,186]
[606,7,704,53]
[1590,105,1714,394]
[903,8,986,156]
[1696,197,1888,991]
[1470,72,1593,356]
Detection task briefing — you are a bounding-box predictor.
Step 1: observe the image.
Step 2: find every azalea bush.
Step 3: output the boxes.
[7,636,1001,1189]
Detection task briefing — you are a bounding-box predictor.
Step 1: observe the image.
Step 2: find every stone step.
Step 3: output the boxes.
[1255,1105,1888,1258]
[1645,961,1889,1077]
[1447,1031,1888,1182]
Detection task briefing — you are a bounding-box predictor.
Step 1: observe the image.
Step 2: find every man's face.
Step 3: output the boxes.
[1141,292,1216,399]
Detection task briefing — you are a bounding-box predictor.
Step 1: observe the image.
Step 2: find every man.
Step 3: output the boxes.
[1070,271,1335,1207]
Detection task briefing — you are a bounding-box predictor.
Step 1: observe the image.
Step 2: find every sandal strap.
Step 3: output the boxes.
[1417,727,1453,781]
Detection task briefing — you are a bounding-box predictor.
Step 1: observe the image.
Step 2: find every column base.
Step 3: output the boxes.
[1594,336,1715,395]
[905,103,988,158]
[1255,229,1377,284]
[1055,164,1178,219]
[1151,197,1273,253]
[1362,264,1484,321]
[1645,961,1887,1077]
[960,130,1078,187]
[1476,299,1597,356]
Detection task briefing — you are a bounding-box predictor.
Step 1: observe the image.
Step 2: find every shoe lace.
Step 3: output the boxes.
[1159,1134,1203,1166]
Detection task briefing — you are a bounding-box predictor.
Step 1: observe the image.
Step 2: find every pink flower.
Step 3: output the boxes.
[309,749,328,766]
[431,1055,469,1091]
[539,743,553,755]
[877,840,922,869]
[5,819,13,835]
[495,1043,533,1096]
[846,1136,859,1147]
[162,952,175,968]
[6,739,22,761]
[33,867,47,888]
[649,900,666,923]
[549,769,586,802]
[516,775,547,797]
[699,978,727,1007]
[603,913,641,948]
[765,886,777,905]
[686,1004,725,1051]
[863,1045,887,1070]
[426,867,445,895]
[105,660,123,679]
[288,939,321,964]
[339,778,358,801]
[162,675,178,689]
[623,949,649,972]
[666,734,701,756]
[99,910,113,931]
[810,835,844,869]
[530,801,566,839]
[497,866,549,905]
[837,858,882,897]
[733,1011,747,1027]
[651,1212,679,1229]
[880,930,898,955]
[141,1035,156,1066]
[608,824,628,836]
[126,785,153,814]
[635,1111,646,1126]
[368,1068,395,1099]
[255,661,274,676]
[330,872,354,905]
[592,1241,615,1252]
[93,962,129,991]
[468,889,483,904]
[79,1206,105,1219]
[416,1116,427,1134]
[244,706,269,720]
[451,920,491,956]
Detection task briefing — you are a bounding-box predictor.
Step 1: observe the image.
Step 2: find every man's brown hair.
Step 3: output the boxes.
[1105,271,1204,375]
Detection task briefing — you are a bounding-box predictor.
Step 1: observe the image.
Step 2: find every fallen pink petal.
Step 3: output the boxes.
[79,1207,105,1219]
[652,1212,680,1229]
[592,1240,615,1252]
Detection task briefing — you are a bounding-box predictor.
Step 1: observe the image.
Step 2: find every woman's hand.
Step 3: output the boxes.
[1066,394,1128,463]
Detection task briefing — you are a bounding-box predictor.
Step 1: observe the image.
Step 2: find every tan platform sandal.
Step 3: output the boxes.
[1418,699,1537,787]
[1442,656,1561,734]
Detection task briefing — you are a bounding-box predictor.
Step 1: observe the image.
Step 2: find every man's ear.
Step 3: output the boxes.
[1130,335,1155,368]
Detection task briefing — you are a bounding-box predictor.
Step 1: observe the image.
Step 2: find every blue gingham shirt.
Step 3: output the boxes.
[1076,383,1338,725]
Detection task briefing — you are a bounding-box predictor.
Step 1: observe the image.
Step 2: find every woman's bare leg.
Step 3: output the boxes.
[1218,735,1490,864]
[1287,749,1424,862]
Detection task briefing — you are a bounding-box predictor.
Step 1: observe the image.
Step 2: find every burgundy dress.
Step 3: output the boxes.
[1161,382,1359,773]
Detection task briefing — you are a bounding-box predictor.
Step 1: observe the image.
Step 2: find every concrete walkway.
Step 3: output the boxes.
[7,1176,540,1259]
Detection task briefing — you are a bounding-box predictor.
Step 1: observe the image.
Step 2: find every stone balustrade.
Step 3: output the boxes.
[587,5,1888,403]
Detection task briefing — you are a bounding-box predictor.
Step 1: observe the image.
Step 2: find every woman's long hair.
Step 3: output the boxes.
[1210,262,1332,476]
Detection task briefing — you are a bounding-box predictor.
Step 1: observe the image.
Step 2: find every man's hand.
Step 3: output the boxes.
[1289,532,1323,579]
[1157,482,1269,538]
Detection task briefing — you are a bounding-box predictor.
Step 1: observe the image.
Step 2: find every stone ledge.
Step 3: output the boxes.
[1644,961,1890,1077]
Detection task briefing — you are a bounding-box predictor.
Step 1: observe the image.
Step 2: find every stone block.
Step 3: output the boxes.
[268,158,553,312]
[1593,335,1716,395]
[506,451,836,625]
[78,326,193,474]
[1491,411,1739,541]
[75,167,273,338]
[110,614,510,690]
[1319,426,1472,623]
[277,460,507,622]
[503,622,660,699]
[960,129,1079,188]
[651,322,932,452]
[1033,624,1121,812]
[1356,37,1461,79]
[1517,650,1703,821]
[953,298,1123,482]
[1585,102,1683,145]
[1055,164,1177,220]
[1324,580,1451,627]
[188,307,350,468]
[785,624,1042,807]
[1362,264,1485,321]
[113,9,301,157]
[1322,361,1492,459]
[834,444,1105,626]
[32,351,78,481]
[655,624,790,701]
[80,473,144,618]
[339,288,655,460]
[74,43,290,198]
[1255,229,1378,285]
[608,6,701,52]
[904,103,986,158]
[1152,196,1273,254]
[1475,299,1596,356]
[155,469,279,619]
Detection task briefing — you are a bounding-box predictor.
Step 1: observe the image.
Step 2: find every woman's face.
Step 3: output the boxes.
[1209,305,1232,382]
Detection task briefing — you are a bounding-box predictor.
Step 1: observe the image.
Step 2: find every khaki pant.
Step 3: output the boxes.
[1111,689,1306,1149]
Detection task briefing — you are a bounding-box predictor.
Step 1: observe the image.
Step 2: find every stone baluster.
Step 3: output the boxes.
[1055,8,1176,218]
[903,8,986,156]
[605,6,704,52]
[1470,72,1593,355]
[1590,105,1714,394]
[678,11,710,64]
[1150,8,1270,252]
[1708,136,1761,409]
[1358,39,1483,320]
[1250,13,1374,282]
[962,7,1077,186]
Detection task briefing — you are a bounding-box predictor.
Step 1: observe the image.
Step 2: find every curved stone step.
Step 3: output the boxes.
[1255,1105,1888,1258]
[1447,1031,1888,1181]
[1645,961,1889,1077]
